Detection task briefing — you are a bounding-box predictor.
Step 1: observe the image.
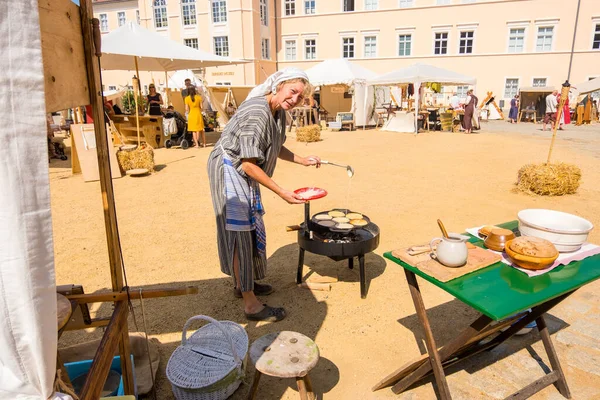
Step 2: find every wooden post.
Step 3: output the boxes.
[79,0,135,395]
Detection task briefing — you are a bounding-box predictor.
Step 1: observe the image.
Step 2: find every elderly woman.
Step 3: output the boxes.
[462,89,478,134]
[207,68,320,322]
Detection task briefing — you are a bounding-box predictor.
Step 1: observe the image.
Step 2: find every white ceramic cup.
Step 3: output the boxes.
[430,235,468,267]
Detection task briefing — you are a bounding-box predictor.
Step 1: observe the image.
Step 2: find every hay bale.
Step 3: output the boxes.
[117,143,155,172]
[296,124,321,142]
[517,162,581,196]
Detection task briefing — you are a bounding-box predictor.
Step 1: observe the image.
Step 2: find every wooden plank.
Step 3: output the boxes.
[66,286,199,303]
[505,371,559,400]
[80,300,128,400]
[39,0,89,112]
[78,0,134,394]
[69,123,122,181]
[63,317,111,331]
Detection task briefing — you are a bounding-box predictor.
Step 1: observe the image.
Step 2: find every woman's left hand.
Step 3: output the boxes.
[302,156,321,168]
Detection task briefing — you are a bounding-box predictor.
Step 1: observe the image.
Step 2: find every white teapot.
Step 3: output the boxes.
[430,234,469,267]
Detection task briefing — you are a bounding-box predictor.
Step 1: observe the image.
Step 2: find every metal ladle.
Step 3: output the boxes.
[321,160,355,177]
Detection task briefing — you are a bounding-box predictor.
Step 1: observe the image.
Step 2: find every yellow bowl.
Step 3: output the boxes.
[504,239,559,270]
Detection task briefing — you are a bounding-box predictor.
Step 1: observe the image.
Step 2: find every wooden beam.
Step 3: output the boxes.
[63,317,111,331]
[80,301,128,400]
[66,286,199,303]
[78,0,134,394]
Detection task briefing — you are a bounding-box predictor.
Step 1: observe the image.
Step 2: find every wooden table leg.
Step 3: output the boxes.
[348,257,354,270]
[296,376,309,400]
[399,270,452,399]
[247,370,262,400]
[536,315,571,398]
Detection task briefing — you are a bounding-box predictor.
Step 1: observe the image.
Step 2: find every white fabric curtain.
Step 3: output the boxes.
[0,1,62,398]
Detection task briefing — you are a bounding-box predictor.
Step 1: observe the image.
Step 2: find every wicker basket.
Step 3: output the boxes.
[167,316,248,400]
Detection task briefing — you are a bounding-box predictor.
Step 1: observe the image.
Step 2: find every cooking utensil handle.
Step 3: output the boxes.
[437,219,449,239]
[286,225,302,232]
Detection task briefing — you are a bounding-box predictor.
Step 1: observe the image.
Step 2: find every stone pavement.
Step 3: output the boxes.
[478,119,600,160]
[395,283,600,400]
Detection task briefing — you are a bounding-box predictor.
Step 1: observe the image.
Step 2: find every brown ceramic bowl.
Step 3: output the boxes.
[484,228,516,251]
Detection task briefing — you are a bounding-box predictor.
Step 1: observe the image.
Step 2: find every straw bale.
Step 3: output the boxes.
[296,124,321,143]
[116,144,155,172]
[516,162,581,196]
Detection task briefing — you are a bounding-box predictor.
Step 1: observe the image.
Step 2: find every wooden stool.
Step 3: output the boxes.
[247,331,319,400]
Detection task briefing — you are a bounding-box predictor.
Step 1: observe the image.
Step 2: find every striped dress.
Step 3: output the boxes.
[207,97,286,292]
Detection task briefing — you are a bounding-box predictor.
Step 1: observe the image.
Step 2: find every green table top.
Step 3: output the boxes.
[385,221,600,321]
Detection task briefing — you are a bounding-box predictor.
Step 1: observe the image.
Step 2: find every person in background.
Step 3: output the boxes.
[225,102,236,118]
[449,92,460,109]
[555,91,570,130]
[525,102,536,122]
[462,89,478,134]
[146,84,163,116]
[542,90,558,131]
[181,78,193,99]
[103,96,115,119]
[185,85,205,147]
[508,94,519,123]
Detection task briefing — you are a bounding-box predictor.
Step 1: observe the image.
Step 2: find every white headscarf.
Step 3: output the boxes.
[247,67,309,99]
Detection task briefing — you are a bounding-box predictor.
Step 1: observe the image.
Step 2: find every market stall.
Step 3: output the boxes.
[305,59,377,127]
[517,86,556,123]
[366,63,476,133]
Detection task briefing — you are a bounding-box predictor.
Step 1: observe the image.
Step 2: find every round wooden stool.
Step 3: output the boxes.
[247,331,319,400]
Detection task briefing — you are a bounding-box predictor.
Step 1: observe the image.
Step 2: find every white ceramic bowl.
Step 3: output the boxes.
[517,209,594,253]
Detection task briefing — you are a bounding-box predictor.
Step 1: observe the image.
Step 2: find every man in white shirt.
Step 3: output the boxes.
[450,92,460,109]
[542,90,559,131]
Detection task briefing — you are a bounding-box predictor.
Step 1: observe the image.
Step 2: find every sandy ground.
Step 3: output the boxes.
[51,120,600,399]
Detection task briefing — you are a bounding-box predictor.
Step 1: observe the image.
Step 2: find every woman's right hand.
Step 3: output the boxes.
[278,189,305,204]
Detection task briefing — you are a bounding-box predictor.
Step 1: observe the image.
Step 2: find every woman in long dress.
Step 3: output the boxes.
[508,95,519,123]
[462,89,478,134]
[185,86,205,147]
[207,68,321,322]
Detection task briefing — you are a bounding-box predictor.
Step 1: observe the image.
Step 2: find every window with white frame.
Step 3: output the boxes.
[305,38,316,59]
[108,85,117,91]
[184,38,198,49]
[117,12,126,26]
[461,0,475,3]
[261,38,270,59]
[285,40,297,60]
[434,32,448,55]
[399,0,413,8]
[459,31,474,54]
[536,26,554,51]
[215,82,232,86]
[436,0,450,4]
[504,78,519,98]
[260,0,268,26]
[532,78,547,87]
[153,0,168,28]
[343,0,355,12]
[181,0,196,25]
[365,0,378,10]
[284,0,295,16]
[214,36,229,56]
[457,86,469,97]
[508,28,525,53]
[364,36,377,58]
[305,0,315,14]
[342,37,355,58]
[398,34,412,56]
[100,14,108,32]
[212,1,227,23]
[593,24,600,49]
[136,10,140,24]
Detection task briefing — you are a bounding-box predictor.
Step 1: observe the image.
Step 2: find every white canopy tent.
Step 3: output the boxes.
[305,59,377,126]
[101,22,239,71]
[366,63,477,133]
[573,77,600,95]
